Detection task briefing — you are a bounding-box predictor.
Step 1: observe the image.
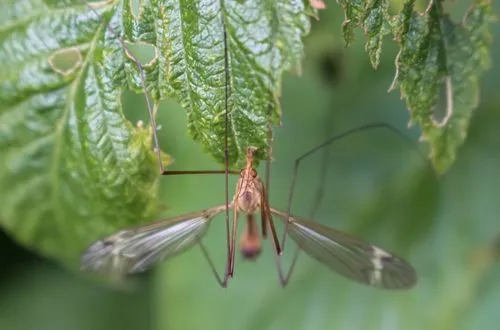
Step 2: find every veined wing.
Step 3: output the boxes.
[81,205,227,276]
[271,208,416,289]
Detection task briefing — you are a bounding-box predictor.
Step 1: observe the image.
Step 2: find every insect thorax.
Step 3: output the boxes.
[234,175,262,215]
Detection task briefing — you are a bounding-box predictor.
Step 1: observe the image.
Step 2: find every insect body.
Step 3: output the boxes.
[80,0,417,290]
[81,147,417,290]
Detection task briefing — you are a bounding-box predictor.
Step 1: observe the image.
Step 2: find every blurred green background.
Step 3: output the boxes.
[1,1,500,329]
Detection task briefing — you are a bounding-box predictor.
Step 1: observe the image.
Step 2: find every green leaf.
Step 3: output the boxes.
[334,0,494,173]
[2,4,500,328]
[337,0,392,68]
[390,0,493,173]
[0,1,163,265]
[121,0,311,167]
[0,0,314,265]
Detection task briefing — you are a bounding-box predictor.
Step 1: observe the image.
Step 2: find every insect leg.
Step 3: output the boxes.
[198,242,232,287]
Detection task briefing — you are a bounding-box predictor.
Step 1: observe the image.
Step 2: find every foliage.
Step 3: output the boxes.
[0,0,493,261]
[0,0,498,329]
[337,0,493,172]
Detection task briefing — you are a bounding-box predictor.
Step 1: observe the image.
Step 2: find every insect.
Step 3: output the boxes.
[81,142,416,289]
[80,1,417,289]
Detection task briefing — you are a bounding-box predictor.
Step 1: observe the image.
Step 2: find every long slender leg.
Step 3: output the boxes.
[280,123,422,252]
[268,218,282,256]
[262,121,273,239]
[261,201,268,238]
[261,197,282,255]
[221,10,233,281]
[273,245,301,287]
[264,201,300,286]
[264,50,293,282]
[274,124,425,285]
[228,206,239,277]
[270,115,330,285]
[199,242,231,287]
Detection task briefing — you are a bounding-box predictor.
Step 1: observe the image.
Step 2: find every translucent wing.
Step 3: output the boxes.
[271,209,417,289]
[81,205,227,276]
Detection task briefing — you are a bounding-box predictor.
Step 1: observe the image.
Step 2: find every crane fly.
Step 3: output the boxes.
[81,146,417,289]
[80,1,417,289]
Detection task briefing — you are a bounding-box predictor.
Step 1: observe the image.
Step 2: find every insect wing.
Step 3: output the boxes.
[271,209,416,289]
[81,206,226,275]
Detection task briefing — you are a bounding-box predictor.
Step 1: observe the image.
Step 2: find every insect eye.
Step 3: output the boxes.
[240,169,245,177]
[251,169,257,178]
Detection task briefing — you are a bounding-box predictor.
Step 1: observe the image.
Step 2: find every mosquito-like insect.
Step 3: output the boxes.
[80,1,417,289]
[82,144,416,289]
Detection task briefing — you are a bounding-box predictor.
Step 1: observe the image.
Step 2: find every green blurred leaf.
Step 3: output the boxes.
[334,0,494,173]
[338,0,391,68]
[390,0,493,173]
[0,0,163,264]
